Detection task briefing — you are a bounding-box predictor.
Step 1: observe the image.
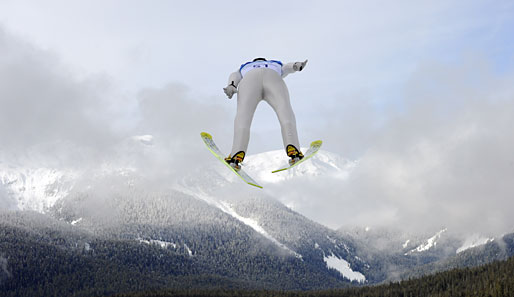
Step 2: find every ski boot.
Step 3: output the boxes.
[224,151,245,171]
[286,144,304,166]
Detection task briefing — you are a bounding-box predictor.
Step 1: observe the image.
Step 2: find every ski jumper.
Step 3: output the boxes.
[226,59,302,159]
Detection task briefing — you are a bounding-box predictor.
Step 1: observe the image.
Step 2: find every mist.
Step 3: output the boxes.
[0,26,231,177]
[130,83,232,179]
[2,22,514,239]
[353,58,514,236]
[0,27,124,167]
[276,56,514,237]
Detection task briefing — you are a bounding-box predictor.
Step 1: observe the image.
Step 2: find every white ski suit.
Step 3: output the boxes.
[225,59,306,158]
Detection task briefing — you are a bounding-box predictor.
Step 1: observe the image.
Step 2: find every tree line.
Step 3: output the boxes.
[116,255,514,297]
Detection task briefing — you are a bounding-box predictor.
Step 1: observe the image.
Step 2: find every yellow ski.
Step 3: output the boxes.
[272,140,323,173]
[200,132,263,189]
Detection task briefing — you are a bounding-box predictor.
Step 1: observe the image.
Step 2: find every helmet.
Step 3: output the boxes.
[252,57,267,62]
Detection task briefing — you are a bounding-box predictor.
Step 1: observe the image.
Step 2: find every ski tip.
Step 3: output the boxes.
[201,132,212,139]
[311,140,323,147]
[250,183,263,189]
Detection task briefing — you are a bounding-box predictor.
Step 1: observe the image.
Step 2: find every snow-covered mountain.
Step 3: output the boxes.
[0,132,359,214]
[405,228,449,255]
[0,143,374,286]
[0,165,77,212]
[456,235,495,254]
[1,140,512,288]
[245,149,357,184]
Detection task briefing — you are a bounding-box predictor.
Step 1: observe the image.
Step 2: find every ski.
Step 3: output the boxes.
[272,140,323,173]
[200,132,263,189]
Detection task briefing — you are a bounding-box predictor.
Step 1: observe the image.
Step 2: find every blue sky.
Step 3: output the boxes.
[1,1,514,233]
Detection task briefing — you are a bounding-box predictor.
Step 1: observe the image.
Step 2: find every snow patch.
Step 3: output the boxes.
[71,218,82,225]
[178,187,303,259]
[218,201,302,259]
[184,244,193,256]
[457,235,494,254]
[0,167,77,212]
[138,238,177,249]
[402,239,410,249]
[324,253,365,283]
[326,235,337,245]
[406,228,447,255]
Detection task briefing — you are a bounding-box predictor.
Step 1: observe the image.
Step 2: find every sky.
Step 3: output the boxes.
[1,0,514,236]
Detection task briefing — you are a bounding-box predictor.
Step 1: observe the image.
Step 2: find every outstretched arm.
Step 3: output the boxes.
[281,59,308,78]
[223,70,242,99]
[227,70,242,88]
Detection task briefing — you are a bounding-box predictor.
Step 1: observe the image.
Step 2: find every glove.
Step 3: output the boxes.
[293,59,308,71]
[223,84,237,99]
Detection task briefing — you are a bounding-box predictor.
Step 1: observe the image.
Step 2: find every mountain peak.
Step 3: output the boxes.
[244,149,357,184]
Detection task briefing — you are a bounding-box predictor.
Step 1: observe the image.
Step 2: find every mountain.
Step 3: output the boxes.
[0,144,374,296]
[339,225,514,281]
[401,232,514,280]
[0,165,77,212]
[1,140,513,295]
[244,148,357,184]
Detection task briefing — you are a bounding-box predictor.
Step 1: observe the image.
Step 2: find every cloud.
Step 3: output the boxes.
[2,8,514,239]
[294,56,514,237]
[107,82,233,180]
[136,83,230,144]
[0,27,127,165]
[0,26,232,172]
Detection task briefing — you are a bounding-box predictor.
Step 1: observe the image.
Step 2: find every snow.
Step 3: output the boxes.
[406,228,447,255]
[457,235,494,254]
[138,238,177,249]
[71,218,83,225]
[326,235,337,245]
[324,253,366,283]
[218,201,302,259]
[0,166,77,212]
[177,186,303,259]
[0,161,140,214]
[402,239,410,248]
[184,244,193,256]
[244,149,356,184]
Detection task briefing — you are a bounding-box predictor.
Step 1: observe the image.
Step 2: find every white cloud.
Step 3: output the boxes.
[293,58,514,236]
[0,27,123,163]
[124,82,232,179]
[1,1,514,238]
[0,25,232,178]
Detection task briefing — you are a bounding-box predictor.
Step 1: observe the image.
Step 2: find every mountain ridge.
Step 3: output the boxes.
[1,145,513,294]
